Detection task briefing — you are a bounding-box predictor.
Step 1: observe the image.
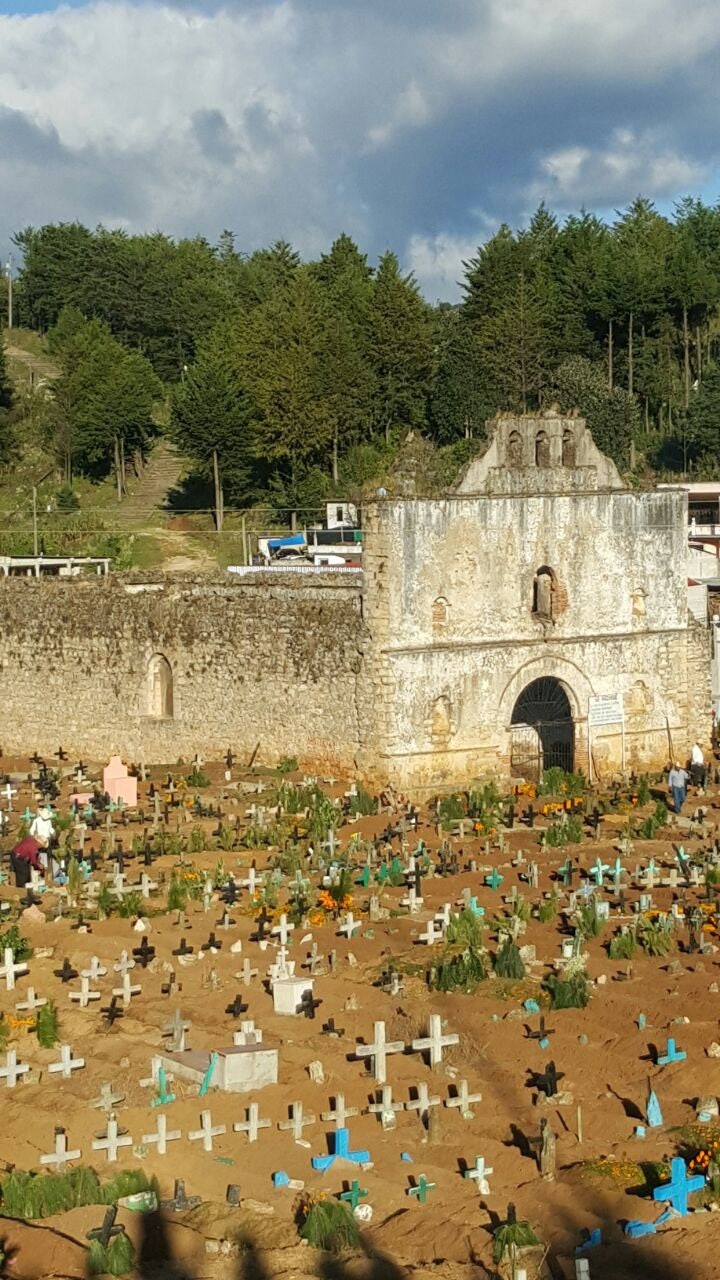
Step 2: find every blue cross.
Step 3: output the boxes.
[151,1067,176,1108]
[557,859,573,886]
[485,868,503,891]
[467,896,485,916]
[657,1037,686,1067]
[590,857,609,887]
[312,1126,370,1172]
[652,1157,704,1216]
[339,1179,368,1209]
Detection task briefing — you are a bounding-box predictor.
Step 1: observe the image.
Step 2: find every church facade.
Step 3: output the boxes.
[0,412,709,789]
[357,412,709,790]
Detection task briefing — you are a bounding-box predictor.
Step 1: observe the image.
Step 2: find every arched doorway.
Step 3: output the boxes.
[510,676,574,778]
[147,653,174,719]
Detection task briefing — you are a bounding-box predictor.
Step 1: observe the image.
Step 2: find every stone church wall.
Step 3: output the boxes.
[0,573,365,770]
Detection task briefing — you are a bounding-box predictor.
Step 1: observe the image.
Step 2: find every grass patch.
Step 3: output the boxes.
[299,1199,360,1252]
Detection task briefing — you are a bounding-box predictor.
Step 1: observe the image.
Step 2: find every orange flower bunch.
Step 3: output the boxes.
[690,1141,719,1172]
[7,1015,34,1031]
[317,889,353,913]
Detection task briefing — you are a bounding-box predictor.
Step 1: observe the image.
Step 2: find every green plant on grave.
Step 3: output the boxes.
[164,832,187,858]
[0,925,31,963]
[96,884,115,919]
[324,867,354,916]
[88,1231,136,1277]
[492,1217,540,1265]
[468,781,505,824]
[544,965,590,1009]
[637,774,652,806]
[542,814,584,847]
[35,1001,59,1049]
[277,755,299,775]
[509,893,531,924]
[299,1198,360,1252]
[116,890,143,919]
[428,945,486,993]
[637,917,674,957]
[494,938,525,980]
[186,766,210,788]
[608,927,638,960]
[273,845,304,877]
[349,786,376,817]
[437,793,466,823]
[446,908,484,948]
[0,1167,155,1221]
[537,892,559,924]
[212,858,228,888]
[576,899,605,940]
[308,793,339,841]
[216,823,236,852]
[189,826,205,854]
[166,874,187,913]
[538,766,586,798]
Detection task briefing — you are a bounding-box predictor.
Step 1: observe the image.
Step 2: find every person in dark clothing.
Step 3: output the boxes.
[11,836,43,889]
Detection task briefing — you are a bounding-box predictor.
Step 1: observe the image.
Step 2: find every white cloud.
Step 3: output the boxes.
[1,0,720,298]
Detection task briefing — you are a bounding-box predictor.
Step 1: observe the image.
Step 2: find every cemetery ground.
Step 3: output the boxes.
[0,762,718,1279]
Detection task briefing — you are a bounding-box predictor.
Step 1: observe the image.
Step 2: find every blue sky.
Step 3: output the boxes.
[1,0,719,300]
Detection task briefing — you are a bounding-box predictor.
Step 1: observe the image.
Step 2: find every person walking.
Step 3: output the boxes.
[668,762,689,814]
[690,742,706,789]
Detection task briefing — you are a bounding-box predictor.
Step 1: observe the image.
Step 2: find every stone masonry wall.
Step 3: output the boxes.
[0,573,365,769]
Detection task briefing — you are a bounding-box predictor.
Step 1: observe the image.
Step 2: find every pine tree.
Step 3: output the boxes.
[430,309,491,442]
[367,252,432,443]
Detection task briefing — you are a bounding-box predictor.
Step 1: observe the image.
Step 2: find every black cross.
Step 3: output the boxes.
[322,1017,345,1037]
[56,746,68,762]
[532,1060,564,1098]
[524,804,535,828]
[101,997,123,1026]
[160,1179,202,1212]
[222,878,238,906]
[504,803,515,830]
[173,937,194,957]
[54,959,78,983]
[225,994,249,1018]
[203,932,222,951]
[161,971,178,996]
[525,1015,555,1043]
[86,1205,123,1247]
[297,990,322,1020]
[132,939,156,968]
[252,908,270,942]
[71,914,92,934]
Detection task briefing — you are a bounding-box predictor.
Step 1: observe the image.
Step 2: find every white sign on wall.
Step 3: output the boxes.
[588,694,624,728]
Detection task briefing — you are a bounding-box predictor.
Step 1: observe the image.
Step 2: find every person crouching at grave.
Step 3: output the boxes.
[668,762,689,814]
[29,805,56,872]
[10,835,43,888]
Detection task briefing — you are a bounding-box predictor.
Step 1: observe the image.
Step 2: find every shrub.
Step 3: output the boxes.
[543,815,584,847]
[544,968,590,1009]
[167,875,188,913]
[493,1218,540,1264]
[637,775,652,806]
[277,755,299,774]
[349,786,376,817]
[429,946,486,993]
[539,768,586,798]
[35,1002,59,1048]
[117,891,143,919]
[494,938,525,980]
[186,766,210,788]
[609,928,637,960]
[0,926,31,962]
[638,918,674,956]
[446,909,484,948]
[189,826,205,854]
[55,485,80,514]
[577,900,604,939]
[537,893,559,924]
[96,885,115,918]
[0,1167,154,1220]
[438,794,465,823]
[299,1199,360,1252]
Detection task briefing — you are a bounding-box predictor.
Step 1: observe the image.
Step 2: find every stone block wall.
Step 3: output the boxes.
[0,573,365,770]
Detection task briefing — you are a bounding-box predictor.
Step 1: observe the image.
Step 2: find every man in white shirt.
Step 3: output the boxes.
[29,806,55,870]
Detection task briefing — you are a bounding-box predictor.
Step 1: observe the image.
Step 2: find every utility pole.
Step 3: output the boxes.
[5,255,12,329]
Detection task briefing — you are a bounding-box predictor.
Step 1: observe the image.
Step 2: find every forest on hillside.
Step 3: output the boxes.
[3,196,720,519]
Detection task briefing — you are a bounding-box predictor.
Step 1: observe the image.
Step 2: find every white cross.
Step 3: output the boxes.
[278,1102,316,1142]
[142,1114,181,1155]
[48,1044,86,1079]
[69,976,101,1009]
[188,1109,226,1153]
[271,914,295,947]
[0,946,28,992]
[15,987,47,1012]
[233,1103,271,1143]
[2,783,17,807]
[139,874,158,898]
[434,903,452,928]
[465,1155,494,1195]
[406,1082,441,1122]
[233,1019,262,1046]
[113,950,135,978]
[91,1083,125,1113]
[412,1014,459,1068]
[365,1085,405,1130]
[112,972,141,1007]
[445,1079,482,1120]
[355,1021,405,1085]
[337,912,360,939]
[0,1050,30,1088]
[81,956,108,981]
[400,886,422,914]
[40,1129,81,1170]
[92,1117,132,1164]
[417,919,443,946]
[268,948,295,982]
[320,1094,359,1129]
[238,867,258,895]
[163,1010,191,1051]
[238,958,259,987]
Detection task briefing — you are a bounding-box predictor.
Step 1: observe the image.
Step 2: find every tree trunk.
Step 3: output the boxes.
[120,436,127,497]
[332,427,339,484]
[628,311,634,397]
[683,304,690,408]
[114,436,122,501]
[696,324,703,383]
[608,318,613,391]
[212,448,224,533]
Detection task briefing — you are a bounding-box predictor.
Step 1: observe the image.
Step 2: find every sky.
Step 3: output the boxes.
[0,0,719,301]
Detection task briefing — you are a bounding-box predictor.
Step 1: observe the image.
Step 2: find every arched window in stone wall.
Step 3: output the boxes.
[432,596,449,631]
[147,653,174,719]
[562,428,576,467]
[535,430,551,468]
[429,695,454,746]
[508,430,523,467]
[532,566,556,620]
